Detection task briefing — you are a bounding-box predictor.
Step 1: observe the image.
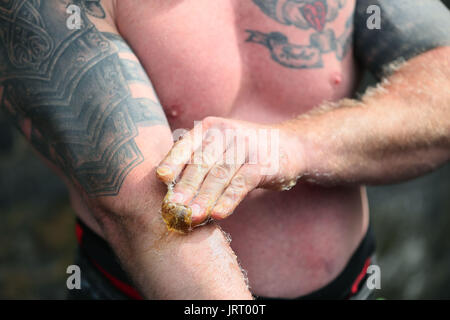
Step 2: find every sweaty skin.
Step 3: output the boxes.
[115,1,366,297]
[126,0,450,297]
[5,0,448,300]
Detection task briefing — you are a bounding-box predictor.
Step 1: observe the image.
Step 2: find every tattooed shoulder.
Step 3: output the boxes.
[247,0,353,69]
[0,0,167,196]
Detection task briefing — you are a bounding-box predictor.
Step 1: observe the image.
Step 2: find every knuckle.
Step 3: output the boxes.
[193,193,214,207]
[176,179,198,194]
[210,164,231,180]
[223,192,239,204]
[225,185,244,202]
[231,169,260,189]
[187,163,207,176]
[242,166,262,187]
[170,141,192,162]
[230,174,247,189]
[201,152,217,167]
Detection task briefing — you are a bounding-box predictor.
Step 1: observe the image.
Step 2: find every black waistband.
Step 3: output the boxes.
[76,218,375,300]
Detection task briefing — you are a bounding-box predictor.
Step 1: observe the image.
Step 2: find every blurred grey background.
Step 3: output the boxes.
[0,0,449,300]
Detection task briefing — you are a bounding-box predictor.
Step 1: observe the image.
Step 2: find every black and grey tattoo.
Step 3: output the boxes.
[0,0,167,196]
[72,0,105,19]
[247,0,353,69]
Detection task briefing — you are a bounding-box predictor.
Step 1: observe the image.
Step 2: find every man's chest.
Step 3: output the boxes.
[116,0,358,128]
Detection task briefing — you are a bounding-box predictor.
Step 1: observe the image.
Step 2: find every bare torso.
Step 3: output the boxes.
[75,0,370,298]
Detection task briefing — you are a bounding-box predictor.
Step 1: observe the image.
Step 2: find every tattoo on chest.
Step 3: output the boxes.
[0,0,166,196]
[247,0,353,69]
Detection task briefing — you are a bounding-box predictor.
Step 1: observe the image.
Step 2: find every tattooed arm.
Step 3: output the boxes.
[0,0,251,299]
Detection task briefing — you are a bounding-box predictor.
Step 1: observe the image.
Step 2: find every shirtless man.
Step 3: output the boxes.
[1,0,449,299]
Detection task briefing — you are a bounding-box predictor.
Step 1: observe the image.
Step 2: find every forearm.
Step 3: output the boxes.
[94,151,252,299]
[134,225,252,300]
[287,47,450,185]
[91,136,251,300]
[100,193,251,299]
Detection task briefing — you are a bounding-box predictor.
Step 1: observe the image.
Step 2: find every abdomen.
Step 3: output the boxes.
[218,184,369,298]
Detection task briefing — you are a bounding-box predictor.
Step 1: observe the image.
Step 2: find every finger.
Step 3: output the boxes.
[156,123,204,184]
[189,149,242,225]
[210,164,262,220]
[168,140,226,206]
[156,134,195,184]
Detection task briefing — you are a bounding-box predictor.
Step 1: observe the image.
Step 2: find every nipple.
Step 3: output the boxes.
[167,104,183,119]
[331,72,342,86]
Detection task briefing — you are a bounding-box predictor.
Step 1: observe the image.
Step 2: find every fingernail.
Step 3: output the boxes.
[169,192,184,204]
[214,204,225,215]
[214,204,230,219]
[157,165,173,177]
[191,204,201,218]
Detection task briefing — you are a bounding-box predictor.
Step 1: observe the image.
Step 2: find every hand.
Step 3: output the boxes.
[156,116,305,228]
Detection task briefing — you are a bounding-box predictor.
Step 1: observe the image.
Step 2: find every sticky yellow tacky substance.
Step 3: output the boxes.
[280,179,297,191]
[161,190,193,234]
